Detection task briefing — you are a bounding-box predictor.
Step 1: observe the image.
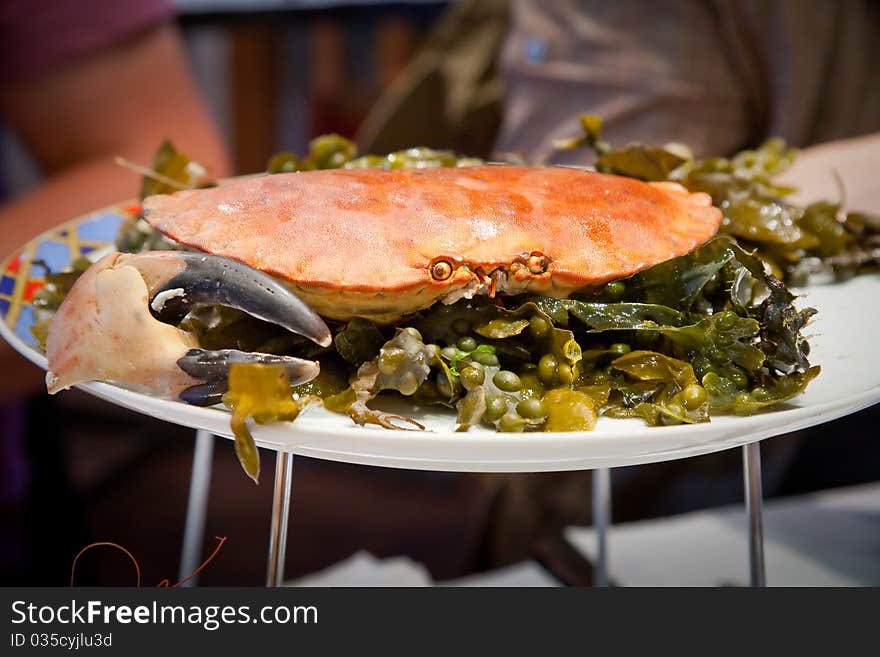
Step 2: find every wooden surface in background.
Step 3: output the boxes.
[231,25,280,174]
[227,11,426,173]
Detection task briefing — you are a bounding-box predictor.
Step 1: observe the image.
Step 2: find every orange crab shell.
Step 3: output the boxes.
[142,165,721,322]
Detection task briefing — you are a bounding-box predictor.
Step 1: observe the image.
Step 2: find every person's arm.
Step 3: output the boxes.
[0,22,231,399]
[776,133,880,212]
[0,22,232,258]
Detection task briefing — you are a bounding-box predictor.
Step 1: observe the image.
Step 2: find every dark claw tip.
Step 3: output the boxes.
[154,252,331,347]
[177,348,321,404]
[179,382,226,406]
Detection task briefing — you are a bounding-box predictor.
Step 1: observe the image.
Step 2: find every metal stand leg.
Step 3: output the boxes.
[592,467,612,587]
[266,452,294,587]
[742,442,766,587]
[178,430,215,587]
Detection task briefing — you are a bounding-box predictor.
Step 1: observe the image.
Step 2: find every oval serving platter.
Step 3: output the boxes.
[2,204,879,472]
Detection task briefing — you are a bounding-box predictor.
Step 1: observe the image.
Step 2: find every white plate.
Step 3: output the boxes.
[2,206,878,472]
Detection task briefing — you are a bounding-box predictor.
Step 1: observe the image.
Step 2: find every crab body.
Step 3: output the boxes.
[46,164,720,402]
[143,165,720,323]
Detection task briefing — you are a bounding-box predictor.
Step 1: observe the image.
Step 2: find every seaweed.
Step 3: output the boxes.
[558,115,880,282]
[39,126,843,482]
[222,363,315,483]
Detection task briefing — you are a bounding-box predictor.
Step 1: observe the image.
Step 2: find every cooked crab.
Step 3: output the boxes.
[45,165,720,403]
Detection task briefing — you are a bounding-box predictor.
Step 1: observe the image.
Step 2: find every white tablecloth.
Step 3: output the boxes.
[567,482,880,586]
[288,481,880,587]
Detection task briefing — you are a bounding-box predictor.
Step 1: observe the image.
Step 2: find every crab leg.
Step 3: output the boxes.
[46,251,331,403]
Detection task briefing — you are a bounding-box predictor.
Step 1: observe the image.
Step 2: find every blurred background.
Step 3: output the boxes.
[1,0,879,586]
[1,0,446,187]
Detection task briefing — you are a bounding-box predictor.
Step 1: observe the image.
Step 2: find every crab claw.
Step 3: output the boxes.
[45,251,330,402]
[121,251,331,347]
[176,348,319,406]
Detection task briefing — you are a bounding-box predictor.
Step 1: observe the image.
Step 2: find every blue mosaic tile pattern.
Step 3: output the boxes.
[0,205,133,354]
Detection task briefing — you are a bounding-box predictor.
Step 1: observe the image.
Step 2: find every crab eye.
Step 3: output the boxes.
[430,260,453,281]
